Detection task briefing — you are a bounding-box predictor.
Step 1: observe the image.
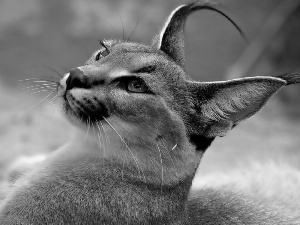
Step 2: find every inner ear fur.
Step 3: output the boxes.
[187,76,287,137]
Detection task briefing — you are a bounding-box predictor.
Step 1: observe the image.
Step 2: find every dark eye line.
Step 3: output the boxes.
[134,65,156,74]
[111,75,143,84]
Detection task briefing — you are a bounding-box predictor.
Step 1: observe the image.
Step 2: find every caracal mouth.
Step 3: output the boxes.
[64,91,109,124]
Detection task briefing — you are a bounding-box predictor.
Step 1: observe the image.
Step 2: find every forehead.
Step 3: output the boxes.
[111,41,154,53]
[109,40,174,63]
[86,40,186,81]
[88,40,171,68]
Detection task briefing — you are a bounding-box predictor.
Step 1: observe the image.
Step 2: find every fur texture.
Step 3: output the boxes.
[1,1,300,224]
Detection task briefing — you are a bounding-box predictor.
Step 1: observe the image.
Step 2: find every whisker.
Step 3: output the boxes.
[31,65,64,78]
[100,120,115,165]
[171,144,178,151]
[157,144,164,194]
[99,120,111,154]
[26,87,56,93]
[23,84,57,89]
[28,91,54,111]
[106,121,126,181]
[19,76,60,80]
[24,82,58,86]
[48,94,58,105]
[105,119,142,182]
[23,80,59,89]
[102,116,146,183]
[127,13,146,42]
[115,9,125,40]
[96,122,104,156]
[24,86,57,92]
[91,121,97,141]
[47,94,59,118]
[26,90,55,96]
[68,100,82,120]
[29,89,54,95]
[46,99,56,106]
[19,78,54,82]
[96,120,106,157]
[127,20,139,42]
[109,119,154,150]
[24,75,59,81]
[85,117,91,142]
[92,120,104,158]
[99,15,117,38]
[166,144,179,179]
[18,78,59,84]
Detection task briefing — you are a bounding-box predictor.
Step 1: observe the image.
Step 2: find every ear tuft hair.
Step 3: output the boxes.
[155,1,244,68]
[277,72,300,86]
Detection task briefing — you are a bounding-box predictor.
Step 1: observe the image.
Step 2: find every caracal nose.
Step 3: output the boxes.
[66,68,89,90]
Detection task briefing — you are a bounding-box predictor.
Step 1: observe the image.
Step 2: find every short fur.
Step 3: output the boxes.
[1,1,299,224]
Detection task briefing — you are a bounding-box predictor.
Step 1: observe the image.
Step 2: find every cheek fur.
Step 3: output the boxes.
[108,90,163,123]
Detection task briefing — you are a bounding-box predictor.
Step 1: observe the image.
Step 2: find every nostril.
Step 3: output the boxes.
[66,68,87,90]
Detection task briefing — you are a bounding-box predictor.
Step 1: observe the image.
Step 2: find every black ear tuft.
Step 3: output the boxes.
[277,72,300,85]
[155,1,244,68]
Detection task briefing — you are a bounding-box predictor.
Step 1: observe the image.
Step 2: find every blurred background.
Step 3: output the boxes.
[0,0,300,197]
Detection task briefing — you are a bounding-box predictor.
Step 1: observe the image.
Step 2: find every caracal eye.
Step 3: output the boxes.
[127,79,149,93]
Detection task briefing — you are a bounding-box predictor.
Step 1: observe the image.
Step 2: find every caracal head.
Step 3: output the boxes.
[56,1,300,183]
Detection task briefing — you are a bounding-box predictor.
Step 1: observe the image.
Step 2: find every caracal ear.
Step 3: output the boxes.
[187,76,289,137]
[154,1,243,69]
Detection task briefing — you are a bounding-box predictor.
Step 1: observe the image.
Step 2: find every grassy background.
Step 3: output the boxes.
[0,0,300,204]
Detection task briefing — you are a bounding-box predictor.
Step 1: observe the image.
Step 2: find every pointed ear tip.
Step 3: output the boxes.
[277,72,300,86]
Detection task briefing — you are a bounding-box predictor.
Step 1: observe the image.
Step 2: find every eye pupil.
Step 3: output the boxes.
[133,81,141,88]
[127,79,148,93]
